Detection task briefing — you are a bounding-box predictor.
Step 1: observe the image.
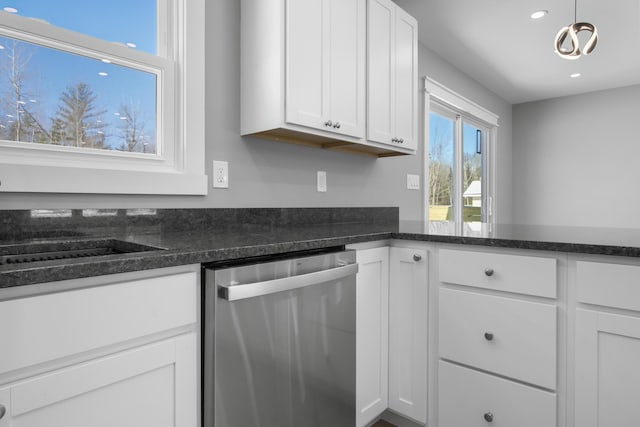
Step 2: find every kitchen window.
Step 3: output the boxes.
[0,0,206,195]
[424,78,498,234]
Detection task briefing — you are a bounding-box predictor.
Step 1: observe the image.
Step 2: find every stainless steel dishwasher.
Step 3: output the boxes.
[203,248,358,427]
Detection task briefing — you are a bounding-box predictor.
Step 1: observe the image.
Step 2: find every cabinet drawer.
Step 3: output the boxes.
[439,361,556,427]
[0,271,197,376]
[439,288,557,389]
[577,261,640,311]
[438,249,557,298]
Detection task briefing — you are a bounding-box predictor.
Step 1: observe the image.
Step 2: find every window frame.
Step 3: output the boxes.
[0,0,206,195]
[423,77,499,234]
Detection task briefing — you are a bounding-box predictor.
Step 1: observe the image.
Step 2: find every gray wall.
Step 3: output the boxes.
[513,84,640,228]
[1,0,513,223]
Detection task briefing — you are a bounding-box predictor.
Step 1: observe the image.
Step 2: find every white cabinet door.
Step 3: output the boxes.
[391,5,418,151]
[286,0,365,138]
[0,333,198,427]
[388,247,427,424]
[367,0,417,150]
[575,309,640,427]
[356,247,389,426]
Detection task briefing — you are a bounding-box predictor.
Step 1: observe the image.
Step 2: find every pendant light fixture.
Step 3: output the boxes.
[554,0,598,60]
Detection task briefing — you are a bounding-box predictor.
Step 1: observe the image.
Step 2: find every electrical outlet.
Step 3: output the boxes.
[213,160,229,188]
[317,171,327,192]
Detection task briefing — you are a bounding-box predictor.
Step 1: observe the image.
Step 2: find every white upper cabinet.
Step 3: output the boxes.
[286,0,365,138]
[367,0,418,151]
[241,0,417,157]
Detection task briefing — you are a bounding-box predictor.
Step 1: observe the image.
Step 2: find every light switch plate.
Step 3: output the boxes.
[213,161,229,188]
[407,174,420,190]
[317,171,327,192]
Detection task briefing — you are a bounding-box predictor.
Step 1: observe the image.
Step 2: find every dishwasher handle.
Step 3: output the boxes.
[218,262,358,301]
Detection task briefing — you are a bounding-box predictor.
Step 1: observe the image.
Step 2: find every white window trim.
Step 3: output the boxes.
[0,0,207,195]
[423,77,499,233]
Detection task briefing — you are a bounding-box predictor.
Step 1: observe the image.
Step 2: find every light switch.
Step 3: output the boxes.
[407,174,420,190]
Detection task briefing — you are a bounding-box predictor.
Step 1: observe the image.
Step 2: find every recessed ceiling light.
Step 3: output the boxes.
[0,45,4,50]
[570,73,581,78]
[126,42,137,48]
[530,10,548,19]
[101,58,112,64]
[3,7,18,13]
[98,72,108,77]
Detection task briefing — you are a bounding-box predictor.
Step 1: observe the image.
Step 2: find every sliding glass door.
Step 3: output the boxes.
[428,102,490,233]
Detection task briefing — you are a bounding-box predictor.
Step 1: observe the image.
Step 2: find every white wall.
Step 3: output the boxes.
[512,84,640,228]
[0,0,512,223]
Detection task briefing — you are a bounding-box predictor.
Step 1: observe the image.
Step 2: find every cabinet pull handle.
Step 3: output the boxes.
[413,254,422,262]
[333,122,341,129]
[399,138,404,143]
[484,332,494,341]
[484,268,494,277]
[0,404,5,420]
[324,120,333,127]
[484,412,494,422]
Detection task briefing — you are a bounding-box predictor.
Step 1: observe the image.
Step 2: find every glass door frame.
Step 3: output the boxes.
[423,77,498,235]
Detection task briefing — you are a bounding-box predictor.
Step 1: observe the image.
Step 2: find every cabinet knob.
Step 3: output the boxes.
[484,332,494,341]
[399,138,404,144]
[413,254,422,262]
[484,268,494,277]
[324,120,333,127]
[0,404,5,420]
[333,122,341,129]
[483,412,494,422]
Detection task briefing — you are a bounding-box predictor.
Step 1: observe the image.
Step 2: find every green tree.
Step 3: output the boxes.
[51,82,106,148]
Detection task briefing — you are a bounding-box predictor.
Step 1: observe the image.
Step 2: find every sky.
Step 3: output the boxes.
[0,0,157,151]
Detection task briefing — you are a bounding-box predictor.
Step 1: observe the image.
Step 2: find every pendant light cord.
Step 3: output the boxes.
[574,0,577,23]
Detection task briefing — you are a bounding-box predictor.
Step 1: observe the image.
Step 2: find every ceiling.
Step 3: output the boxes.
[393,0,640,104]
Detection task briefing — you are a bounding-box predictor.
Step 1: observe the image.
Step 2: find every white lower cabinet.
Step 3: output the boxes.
[439,361,556,427]
[437,247,559,427]
[0,266,200,427]
[388,246,428,424]
[575,309,640,427]
[574,258,640,427]
[0,334,197,427]
[356,247,390,426]
[353,244,427,426]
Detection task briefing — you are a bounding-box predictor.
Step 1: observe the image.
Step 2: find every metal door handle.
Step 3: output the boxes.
[484,412,494,422]
[218,263,358,301]
[413,254,422,262]
[484,268,494,276]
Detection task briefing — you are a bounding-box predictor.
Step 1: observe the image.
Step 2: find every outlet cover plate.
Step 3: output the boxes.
[213,161,229,188]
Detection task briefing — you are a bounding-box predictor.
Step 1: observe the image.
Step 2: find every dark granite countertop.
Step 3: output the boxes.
[3,208,640,289]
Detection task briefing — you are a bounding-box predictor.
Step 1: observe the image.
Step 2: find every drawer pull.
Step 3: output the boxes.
[484,268,494,277]
[0,404,5,420]
[484,332,494,341]
[484,412,494,422]
[413,254,422,262]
